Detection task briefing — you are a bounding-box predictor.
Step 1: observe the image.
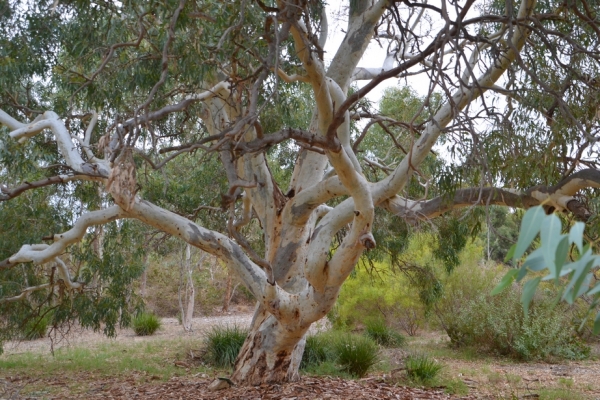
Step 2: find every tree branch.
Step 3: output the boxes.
[2,206,125,269]
[0,175,104,202]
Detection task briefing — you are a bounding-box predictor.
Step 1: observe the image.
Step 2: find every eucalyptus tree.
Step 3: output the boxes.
[1,0,600,385]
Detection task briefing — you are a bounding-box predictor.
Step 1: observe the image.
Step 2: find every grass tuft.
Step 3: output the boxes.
[364,319,405,348]
[23,316,50,340]
[132,312,162,336]
[334,333,380,378]
[405,353,443,382]
[301,333,334,370]
[203,325,249,368]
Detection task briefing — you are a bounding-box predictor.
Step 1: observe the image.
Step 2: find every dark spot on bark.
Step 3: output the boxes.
[272,240,302,283]
[293,308,300,320]
[187,223,201,244]
[291,202,315,218]
[311,225,322,242]
[269,299,280,310]
[273,350,290,372]
[354,210,360,216]
[348,23,373,53]
[286,189,295,198]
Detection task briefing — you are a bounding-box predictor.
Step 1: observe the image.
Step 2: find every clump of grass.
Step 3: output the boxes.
[364,319,405,348]
[203,325,249,368]
[334,333,380,378]
[132,312,161,336]
[405,353,443,383]
[301,333,334,370]
[23,313,52,340]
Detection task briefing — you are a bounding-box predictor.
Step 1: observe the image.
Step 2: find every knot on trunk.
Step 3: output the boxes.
[566,199,591,222]
[106,147,138,211]
[359,233,376,249]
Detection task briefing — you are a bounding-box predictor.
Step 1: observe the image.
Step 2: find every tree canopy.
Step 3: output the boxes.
[1,0,600,385]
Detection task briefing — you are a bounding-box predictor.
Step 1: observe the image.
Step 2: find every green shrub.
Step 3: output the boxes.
[326,305,349,331]
[203,325,249,368]
[405,353,443,382]
[23,315,50,340]
[436,281,589,360]
[334,333,379,378]
[301,333,335,369]
[364,319,405,348]
[132,312,161,336]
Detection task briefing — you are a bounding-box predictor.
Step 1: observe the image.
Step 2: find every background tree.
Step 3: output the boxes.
[1,0,600,386]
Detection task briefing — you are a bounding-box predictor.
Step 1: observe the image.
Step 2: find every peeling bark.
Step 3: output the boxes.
[231,307,308,385]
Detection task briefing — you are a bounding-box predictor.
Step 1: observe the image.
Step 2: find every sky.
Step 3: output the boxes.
[323,1,400,104]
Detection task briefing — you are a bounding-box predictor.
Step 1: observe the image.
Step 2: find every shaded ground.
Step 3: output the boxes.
[1,312,599,399]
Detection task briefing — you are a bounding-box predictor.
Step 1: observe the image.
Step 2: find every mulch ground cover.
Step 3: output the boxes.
[2,375,478,399]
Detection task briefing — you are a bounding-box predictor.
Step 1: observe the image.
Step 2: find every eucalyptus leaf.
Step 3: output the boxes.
[491,269,518,295]
[522,277,541,315]
[569,222,585,252]
[594,312,600,335]
[554,235,570,275]
[586,283,600,297]
[521,248,545,272]
[540,214,563,281]
[513,207,545,261]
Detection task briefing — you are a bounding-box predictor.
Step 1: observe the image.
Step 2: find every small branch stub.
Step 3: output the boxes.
[106,147,137,211]
[359,233,376,249]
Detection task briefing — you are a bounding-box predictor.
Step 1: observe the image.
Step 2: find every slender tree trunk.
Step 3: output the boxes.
[140,269,147,299]
[140,254,148,299]
[222,271,232,313]
[178,244,195,332]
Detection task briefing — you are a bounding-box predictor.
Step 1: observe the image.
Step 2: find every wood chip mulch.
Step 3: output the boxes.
[60,376,476,400]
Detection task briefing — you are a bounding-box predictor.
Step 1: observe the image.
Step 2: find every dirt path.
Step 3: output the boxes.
[1,313,255,356]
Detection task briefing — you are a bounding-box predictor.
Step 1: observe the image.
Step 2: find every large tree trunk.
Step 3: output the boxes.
[231,307,308,385]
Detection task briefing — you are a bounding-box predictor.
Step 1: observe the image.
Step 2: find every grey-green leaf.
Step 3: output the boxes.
[514,206,545,261]
[569,222,585,253]
[522,277,541,315]
[491,269,518,295]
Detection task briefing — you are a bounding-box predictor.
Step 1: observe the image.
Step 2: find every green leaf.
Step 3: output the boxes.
[504,244,516,263]
[562,257,595,304]
[575,273,593,299]
[521,277,541,315]
[491,269,518,295]
[514,206,545,260]
[594,312,600,335]
[569,222,585,252]
[554,235,569,274]
[586,283,600,296]
[540,214,563,280]
[521,248,546,272]
[517,265,529,281]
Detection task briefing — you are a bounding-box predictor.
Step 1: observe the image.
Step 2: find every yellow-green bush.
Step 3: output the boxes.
[335,258,426,335]
[335,233,480,335]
